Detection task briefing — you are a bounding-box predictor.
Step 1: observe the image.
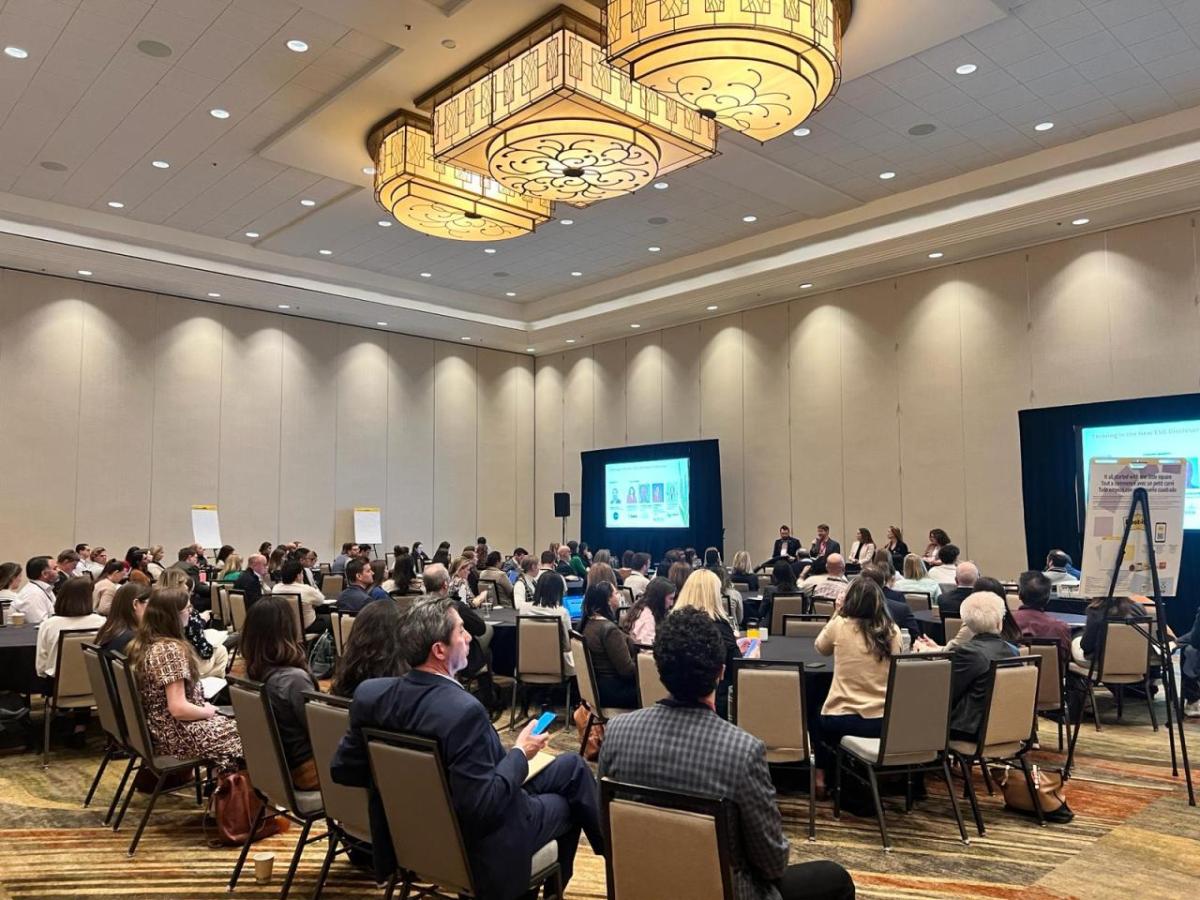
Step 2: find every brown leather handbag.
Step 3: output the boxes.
[994,764,1074,823]
[206,769,286,845]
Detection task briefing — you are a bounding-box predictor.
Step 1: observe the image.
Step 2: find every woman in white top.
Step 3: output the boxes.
[847,527,876,569]
[528,566,574,675]
[891,554,943,603]
[271,560,328,633]
[146,545,166,581]
[36,577,105,678]
[622,577,674,646]
[92,560,126,614]
[0,562,23,613]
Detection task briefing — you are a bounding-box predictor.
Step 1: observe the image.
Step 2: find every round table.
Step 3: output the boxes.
[0,625,44,696]
[912,609,1086,642]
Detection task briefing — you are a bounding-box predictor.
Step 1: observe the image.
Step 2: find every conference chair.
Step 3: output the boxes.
[903,592,931,613]
[107,654,206,856]
[389,590,418,613]
[274,589,314,644]
[634,648,670,709]
[227,677,329,900]
[80,643,132,822]
[1005,592,1022,613]
[947,656,1043,835]
[943,616,963,645]
[510,615,572,729]
[208,583,222,623]
[570,630,635,756]
[618,586,635,610]
[321,574,344,601]
[600,778,735,900]
[303,692,372,900]
[1023,638,1067,751]
[227,590,248,633]
[41,627,100,766]
[781,614,828,639]
[769,594,805,634]
[330,611,355,657]
[1068,616,1157,732]
[811,599,836,619]
[364,728,563,900]
[732,659,815,840]
[834,653,969,850]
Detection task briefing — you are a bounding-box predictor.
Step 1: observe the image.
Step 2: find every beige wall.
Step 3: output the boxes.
[0,268,534,563]
[534,213,1200,578]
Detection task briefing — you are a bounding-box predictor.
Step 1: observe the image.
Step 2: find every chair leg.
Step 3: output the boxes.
[1017,755,1045,827]
[832,749,843,819]
[959,756,985,836]
[228,801,268,890]
[941,758,969,845]
[807,759,816,842]
[1115,684,1124,720]
[310,823,340,900]
[1057,695,1066,753]
[866,766,890,851]
[42,699,52,768]
[980,762,996,797]
[904,770,913,812]
[112,760,142,831]
[1088,682,1102,731]
[382,872,398,900]
[1145,677,1159,732]
[127,770,167,857]
[509,681,520,731]
[194,766,202,806]
[105,756,136,826]
[84,748,113,807]
[279,816,312,900]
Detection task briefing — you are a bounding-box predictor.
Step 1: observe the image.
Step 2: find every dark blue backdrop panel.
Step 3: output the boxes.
[580,439,723,561]
[1018,392,1200,635]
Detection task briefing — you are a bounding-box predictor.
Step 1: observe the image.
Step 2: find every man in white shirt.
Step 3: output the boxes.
[13,556,57,624]
[75,543,103,578]
[1042,550,1079,586]
[536,550,557,583]
[623,552,652,599]
[927,544,961,585]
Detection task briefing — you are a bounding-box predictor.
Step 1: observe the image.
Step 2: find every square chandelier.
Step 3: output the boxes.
[419,9,718,208]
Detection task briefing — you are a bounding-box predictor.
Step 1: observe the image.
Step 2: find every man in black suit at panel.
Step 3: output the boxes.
[771,525,801,563]
[805,524,841,576]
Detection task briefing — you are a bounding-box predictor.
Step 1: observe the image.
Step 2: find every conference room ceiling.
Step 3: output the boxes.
[3,0,1200,352]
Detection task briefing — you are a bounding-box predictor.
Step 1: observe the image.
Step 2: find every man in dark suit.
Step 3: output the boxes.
[859,565,919,642]
[805,523,841,576]
[599,607,853,900]
[771,525,801,562]
[331,597,603,899]
[233,553,267,607]
[949,593,1018,741]
[936,562,978,618]
[423,563,500,714]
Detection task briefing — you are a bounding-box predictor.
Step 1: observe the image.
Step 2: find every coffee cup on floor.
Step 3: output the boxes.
[253,852,274,884]
[9,613,25,626]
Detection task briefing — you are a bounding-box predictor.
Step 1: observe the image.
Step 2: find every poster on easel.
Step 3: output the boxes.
[354,507,383,545]
[1080,458,1185,597]
[191,504,222,549]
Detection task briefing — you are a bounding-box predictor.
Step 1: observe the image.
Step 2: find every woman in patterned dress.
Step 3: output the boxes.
[127,587,242,769]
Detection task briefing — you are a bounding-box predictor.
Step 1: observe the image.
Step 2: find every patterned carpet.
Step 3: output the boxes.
[0,689,1196,900]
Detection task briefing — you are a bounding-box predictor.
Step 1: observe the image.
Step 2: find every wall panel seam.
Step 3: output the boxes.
[71,293,86,543]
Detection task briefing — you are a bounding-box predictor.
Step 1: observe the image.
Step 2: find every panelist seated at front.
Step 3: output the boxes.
[803,524,841,576]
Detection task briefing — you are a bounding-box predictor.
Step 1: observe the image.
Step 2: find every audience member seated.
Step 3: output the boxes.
[241,596,320,789]
[922,529,952,565]
[758,560,801,630]
[382,553,421,596]
[330,600,408,698]
[599,606,854,900]
[1043,550,1080,586]
[813,578,901,794]
[809,554,850,605]
[215,544,236,569]
[91,560,125,615]
[331,597,604,897]
[425,563,501,715]
[167,546,204,599]
[567,541,588,578]
[623,552,652,599]
[673,568,741,718]
[127,551,153,587]
[667,561,691,598]
[936,561,978,615]
[411,541,431,571]
[729,550,758,591]
[846,527,876,571]
[218,552,244,582]
[1012,571,1072,661]
[330,542,358,575]
[622,576,674,646]
[430,541,452,569]
[928,544,961,585]
[713,564,745,626]
[948,593,1019,743]
[338,557,386,614]
[35,576,104,746]
[883,525,909,569]
[526,566,575,676]
[76,544,102,579]
[858,565,919,643]
[53,549,80,590]
[272,560,329,634]
[1078,594,1149,664]
[127,588,243,769]
[917,577,1020,652]
[1179,603,1200,718]
[14,556,58,625]
[0,561,23,613]
[513,555,541,610]
[586,561,619,593]
[448,555,487,609]
[892,554,943,604]
[96,581,151,656]
[591,550,623,585]
[581,583,639,709]
[157,570,230,679]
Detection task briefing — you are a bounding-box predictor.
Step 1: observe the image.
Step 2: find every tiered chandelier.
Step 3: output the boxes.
[369,3,851,240]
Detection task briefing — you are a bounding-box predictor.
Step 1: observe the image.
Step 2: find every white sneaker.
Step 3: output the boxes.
[1185,700,1200,718]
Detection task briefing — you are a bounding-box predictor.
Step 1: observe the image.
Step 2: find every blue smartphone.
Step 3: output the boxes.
[531,711,557,735]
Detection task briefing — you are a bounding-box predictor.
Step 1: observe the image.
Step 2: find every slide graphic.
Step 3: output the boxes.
[1081,419,1200,529]
[606,458,690,529]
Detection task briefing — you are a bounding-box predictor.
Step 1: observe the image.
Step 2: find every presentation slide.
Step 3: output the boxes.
[605,458,690,529]
[1080,419,1200,529]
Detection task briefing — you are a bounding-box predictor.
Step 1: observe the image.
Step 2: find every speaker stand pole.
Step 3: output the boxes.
[560,516,566,547]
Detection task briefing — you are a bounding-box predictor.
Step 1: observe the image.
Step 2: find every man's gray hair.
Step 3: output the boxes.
[955,561,979,587]
[422,563,449,595]
[960,592,1004,636]
[400,597,457,667]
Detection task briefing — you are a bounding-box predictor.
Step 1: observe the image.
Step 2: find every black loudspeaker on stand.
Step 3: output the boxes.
[554,492,570,544]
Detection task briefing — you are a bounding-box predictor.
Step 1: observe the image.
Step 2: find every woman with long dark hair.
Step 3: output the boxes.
[580,582,637,709]
[430,541,452,568]
[241,596,320,788]
[623,577,674,645]
[330,600,409,698]
[923,529,951,565]
[847,527,876,569]
[527,568,574,675]
[97,581,151,655]
[756,559,800,631]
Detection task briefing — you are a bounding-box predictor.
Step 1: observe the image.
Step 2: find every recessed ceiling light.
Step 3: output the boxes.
[630,323,641,329]
[419,272,432,278]
[207,292,221,298]
[484,247,497,254]
[792,127,810,137]
[4,46,29,60]
[209,108,230,119]
[441,39,457,49]
[800,283,813,289]
[1072,217,1090,226]
[377,219,392,227]
[505,291,516,297]
[647,246,661,252]
[570,271,582,277]
[39,161,68,172]
[742,215,757,223]
[136,40,172,58]
[461,336,471,341]
[1034,121,1054,132]
[362,166,376,176]
[318,249,333,255]
[526,348,535,353]
[244,231,259,238]
[107,200,124,208]
[77,269,92,276]
[653,181,669,190]
[706,305,719,311]
[879,171,896,180]
[300,198,316,207]
[560,218,574,225]
[286,39,309,53]
[955,63,977,75]
[277,304,290,309]
[376,321,388,327]
[908,123,937,136]
[151,160,170,169]
[565,339,576,344]
[928,251,944,259]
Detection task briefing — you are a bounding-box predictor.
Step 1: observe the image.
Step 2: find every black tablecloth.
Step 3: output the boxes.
[0,625,44,695]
